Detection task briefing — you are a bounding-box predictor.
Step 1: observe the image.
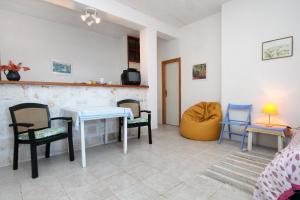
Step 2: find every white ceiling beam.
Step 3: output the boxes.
[70,0,178,39]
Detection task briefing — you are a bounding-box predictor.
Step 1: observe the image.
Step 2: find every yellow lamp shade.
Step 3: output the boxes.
[262,103,278,115]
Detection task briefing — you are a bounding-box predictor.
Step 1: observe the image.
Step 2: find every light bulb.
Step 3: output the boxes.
[81,13,90,22]
[81,8,100,26]
[92,14,101,24]
[87,20,94,26]
[95,17,101,24]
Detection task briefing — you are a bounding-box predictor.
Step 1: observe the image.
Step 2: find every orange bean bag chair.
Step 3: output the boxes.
[180,102,222,141]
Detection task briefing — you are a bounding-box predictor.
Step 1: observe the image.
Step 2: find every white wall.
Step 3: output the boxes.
[157,38,179,124]
[222,0,300,147]
[140,28,158,128]
[157,13,222,124]
[0,9,123,84]
[120,35,129,69]
[179,13,222,113]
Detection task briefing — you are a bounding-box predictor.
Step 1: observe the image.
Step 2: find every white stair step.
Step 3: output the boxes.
[209,165,257,186]
[204,169,255,194]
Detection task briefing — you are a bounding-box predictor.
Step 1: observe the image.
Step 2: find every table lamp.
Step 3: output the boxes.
[262,103,278,126]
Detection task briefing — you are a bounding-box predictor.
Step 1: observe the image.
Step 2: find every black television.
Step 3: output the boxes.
[121,68,141,85]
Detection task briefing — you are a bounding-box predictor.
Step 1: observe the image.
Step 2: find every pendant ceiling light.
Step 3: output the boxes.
[81,7,101,26]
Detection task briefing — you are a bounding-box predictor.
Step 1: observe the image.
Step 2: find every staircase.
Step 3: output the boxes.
[203,151,274,194]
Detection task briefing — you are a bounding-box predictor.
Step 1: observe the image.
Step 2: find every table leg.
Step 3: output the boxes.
[123,116,127,154]
[96,119,101,140]
[80,120,86,168]
[278,135,283,151]
[104,119,108,144]
[248,132,253,151]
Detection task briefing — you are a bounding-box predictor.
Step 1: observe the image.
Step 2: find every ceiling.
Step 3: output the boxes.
[0,0,230,38]
[0,0,139,38]
[114,0,230,27]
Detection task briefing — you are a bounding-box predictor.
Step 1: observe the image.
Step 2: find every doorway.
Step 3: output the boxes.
[162,58,181,126]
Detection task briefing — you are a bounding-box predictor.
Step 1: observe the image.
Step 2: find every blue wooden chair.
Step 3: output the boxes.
[218,104,252,150]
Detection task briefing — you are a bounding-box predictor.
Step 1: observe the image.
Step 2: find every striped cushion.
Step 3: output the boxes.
[19,127,67,140]
[128,117,148,124]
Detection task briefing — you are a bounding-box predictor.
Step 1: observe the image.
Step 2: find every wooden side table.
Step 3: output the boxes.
[247,124,285,152]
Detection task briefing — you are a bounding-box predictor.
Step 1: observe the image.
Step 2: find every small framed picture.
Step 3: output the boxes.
[262,36,293,61]
[193,63,206,79]
[52,60,72,75]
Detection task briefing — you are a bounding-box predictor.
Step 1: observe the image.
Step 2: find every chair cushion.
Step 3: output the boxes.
[128,117,148,124]
[19,127,67,140]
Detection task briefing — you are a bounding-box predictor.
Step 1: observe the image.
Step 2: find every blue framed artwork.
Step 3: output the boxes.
[52,60,72,75]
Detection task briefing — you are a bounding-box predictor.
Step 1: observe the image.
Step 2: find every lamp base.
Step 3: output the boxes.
[267,114,273,127]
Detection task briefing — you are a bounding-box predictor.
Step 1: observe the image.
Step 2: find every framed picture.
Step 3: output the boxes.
[193,63,206,79]
[52,60,72,75]
[262,36,293,61]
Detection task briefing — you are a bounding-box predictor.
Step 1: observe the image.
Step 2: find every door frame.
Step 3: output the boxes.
[162,57,181,125]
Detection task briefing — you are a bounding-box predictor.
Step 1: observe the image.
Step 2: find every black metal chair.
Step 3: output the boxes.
[9,103,74,178]
[117,99,152,144]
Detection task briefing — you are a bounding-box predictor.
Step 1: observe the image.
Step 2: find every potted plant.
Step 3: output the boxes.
[0,60,30,81]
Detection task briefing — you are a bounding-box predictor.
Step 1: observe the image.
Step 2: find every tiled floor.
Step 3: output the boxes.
[0,126,272,200]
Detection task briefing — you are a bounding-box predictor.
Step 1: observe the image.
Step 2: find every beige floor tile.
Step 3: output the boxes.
[185,175,222,196]
[89,161,123,180]
[99,172,139,193]
[66,184,115,200]
[209,184,253,200]
[0,185,22,200]
[108,153,144,170]
[104,195,120,200]
[59,172,98,192]
[163,183,211,200]
[142,172,182,194]
[21,175,67,200]
[192,151,224,164]
[177,159,211,182]
[115,183,160,200]
[125,163,160,180]
[0,126,271,200]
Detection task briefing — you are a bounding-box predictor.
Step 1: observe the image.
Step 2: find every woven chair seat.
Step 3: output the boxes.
[128,117,148,124]
[19,127,66,140]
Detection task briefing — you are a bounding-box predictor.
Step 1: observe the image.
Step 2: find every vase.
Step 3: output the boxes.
[4,70,21,81]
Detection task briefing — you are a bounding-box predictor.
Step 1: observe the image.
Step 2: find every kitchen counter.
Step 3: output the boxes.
[0,80,148,89]
[0,80,148,167]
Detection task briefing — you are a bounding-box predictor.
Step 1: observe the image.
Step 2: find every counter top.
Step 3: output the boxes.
[0,80,149,89]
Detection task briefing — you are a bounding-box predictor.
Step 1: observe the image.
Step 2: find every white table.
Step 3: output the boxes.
[62,106,133,167]
[247,124,285,152]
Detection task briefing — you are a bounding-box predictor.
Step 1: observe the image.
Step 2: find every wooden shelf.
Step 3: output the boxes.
[128,36,140,64]
[0,80,149,89]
